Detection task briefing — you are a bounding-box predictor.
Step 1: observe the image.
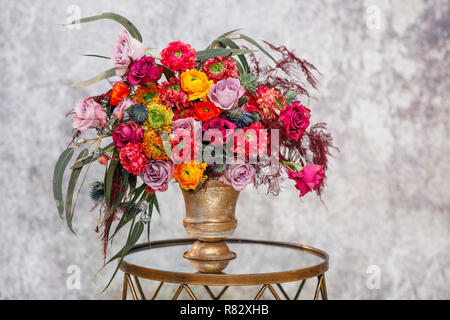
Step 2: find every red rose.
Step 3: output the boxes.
[111,122,144,147]
[288,164,324,197]
[128,56,163,85]
[110,82,130,106]
[279,101,310,141]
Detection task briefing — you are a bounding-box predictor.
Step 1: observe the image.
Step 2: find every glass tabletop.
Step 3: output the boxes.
[123,239,326,275]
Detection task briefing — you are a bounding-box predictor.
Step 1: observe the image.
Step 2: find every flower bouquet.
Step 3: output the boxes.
[53,13,333,287]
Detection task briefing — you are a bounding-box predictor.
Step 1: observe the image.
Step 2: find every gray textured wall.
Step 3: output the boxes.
[0,0,449,300]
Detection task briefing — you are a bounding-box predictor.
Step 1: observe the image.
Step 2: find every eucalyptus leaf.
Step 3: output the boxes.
[239,34,278,64]
[101,220,144,292]
[71,68,116,88]
[53,147,75,219]
[196,48,256,62]
[104,155,119,208]
[66,12,142,42]
[215,37,249,73]
[65,149,89,234]
[70,143,114,169]
[83,54,110,59]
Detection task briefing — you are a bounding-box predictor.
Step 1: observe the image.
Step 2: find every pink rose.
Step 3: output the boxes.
[128,56,163,85]
[111,122,144,148]
[202,117,237,145]
[207,78,245,110]
[219,163,256,191]
[72,97,107,131]
[112,98,134,120]
[287,164,324,197]
[279,101,311,141]
[111,30,145,77]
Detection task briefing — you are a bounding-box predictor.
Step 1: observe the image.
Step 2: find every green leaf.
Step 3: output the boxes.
[196,48,256,62]
[239,34,278,64]
[208,29,242,49]
[105,170,129,221]
[66,12,142,42]
[65,149,89,234]
[70,143,114,169]
[215,37,249,73]
[104,156,119,209]
[101,220,144,293]
[53,147,76,219]
[83,54,110,59]
[158,64,175,81]
[153,193,160,215]
[71,68,116,88]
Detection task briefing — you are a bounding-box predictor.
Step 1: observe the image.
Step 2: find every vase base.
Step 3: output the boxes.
[183,240,236,273]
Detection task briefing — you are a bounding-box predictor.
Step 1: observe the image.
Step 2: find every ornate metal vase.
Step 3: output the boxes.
[181,179,240,273]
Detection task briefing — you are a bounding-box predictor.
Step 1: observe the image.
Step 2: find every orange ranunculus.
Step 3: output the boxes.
[174,162,208,190]
[180,69,214,101]
[193,101,222,122]
[110,82,131,106]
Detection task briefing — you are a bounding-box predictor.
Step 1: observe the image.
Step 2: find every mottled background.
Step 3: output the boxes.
[0,0,449,300]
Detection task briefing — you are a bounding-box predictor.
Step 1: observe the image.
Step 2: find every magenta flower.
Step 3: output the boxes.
[219,163,256,191]
[139,160,174,192]
[207,78,245,110]
[111,122,144,147]
[279,101,311,141]
[110,30,145,77]
[72,97,106,131]
[202,117,237,145]
[128,56,163,85]
[287,164,324,197]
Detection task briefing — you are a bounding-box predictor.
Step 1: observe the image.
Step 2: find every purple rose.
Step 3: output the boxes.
[207,78,245,110]
[111,122,144,147]
[219,163,256,191]
[72,97,106,131]
[128,56,163,85]
[202,117,237,145]
[111,30,145,77]
[139,160,174,192]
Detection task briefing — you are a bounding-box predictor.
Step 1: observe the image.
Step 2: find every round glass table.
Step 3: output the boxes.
[120,239,329,300]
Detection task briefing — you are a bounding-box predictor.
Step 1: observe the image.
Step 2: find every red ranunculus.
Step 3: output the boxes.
[193,101,222,122]
[110,82,131,106]
[160,41,197,73]
[279,101,311,141]
[287,164,324,197]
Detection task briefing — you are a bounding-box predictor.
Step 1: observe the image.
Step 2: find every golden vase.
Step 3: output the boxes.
[181,179,240,273]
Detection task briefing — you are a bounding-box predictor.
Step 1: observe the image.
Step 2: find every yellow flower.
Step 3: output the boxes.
[180,69,214,101]
[174,162,208,190]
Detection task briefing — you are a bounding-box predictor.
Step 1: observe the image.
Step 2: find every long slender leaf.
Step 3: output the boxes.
[239,34,278,64]
[71,143,114,169]
[65,149,89,234]
[101,220,144,292]
[83,54,110,59]
[53,147,76,219]
[72,68,116,88]
[104,157,119,209]
[196,48,256,62]
[66,12,142,42]
[215,37,249,73]
[208,29,242,49]
[105,170,129,221]
[153,194,160,215]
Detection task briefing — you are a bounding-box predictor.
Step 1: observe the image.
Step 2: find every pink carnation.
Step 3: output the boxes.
[119,143,148,175]
[159,77,192,111]
[72,97,106,131]
[160,41,197,73]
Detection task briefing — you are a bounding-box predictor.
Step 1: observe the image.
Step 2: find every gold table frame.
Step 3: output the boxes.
[120,238,329,300]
